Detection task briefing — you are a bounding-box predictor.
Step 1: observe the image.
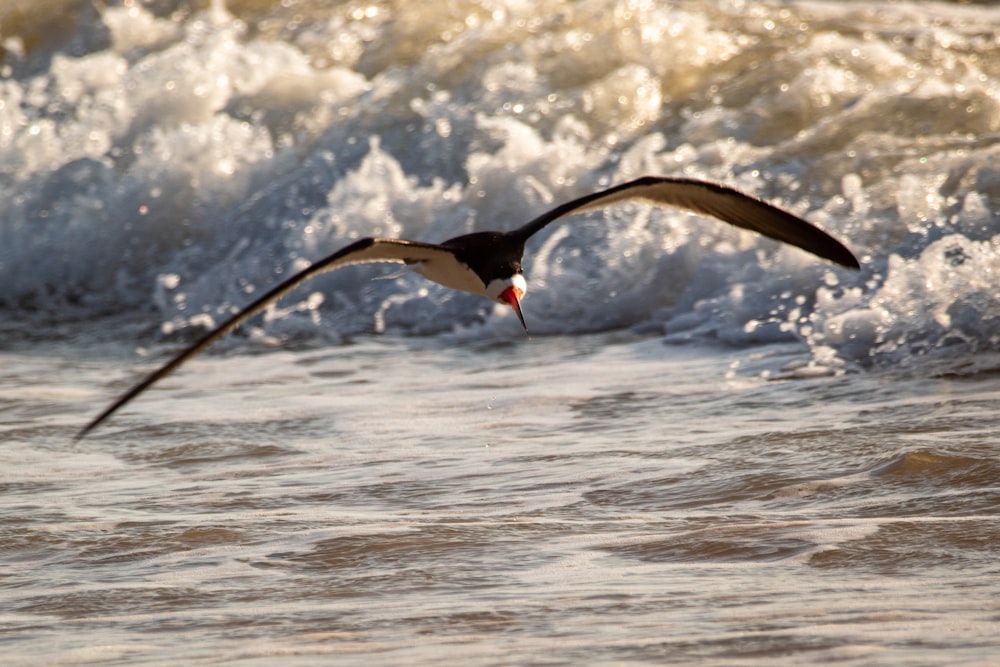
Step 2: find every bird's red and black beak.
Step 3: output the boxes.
[498,285,528,335]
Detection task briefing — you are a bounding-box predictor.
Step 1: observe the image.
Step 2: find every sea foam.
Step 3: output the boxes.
[2,0,999,372]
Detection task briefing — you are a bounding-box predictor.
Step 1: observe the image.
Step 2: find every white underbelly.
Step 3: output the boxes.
[412,256,488,297]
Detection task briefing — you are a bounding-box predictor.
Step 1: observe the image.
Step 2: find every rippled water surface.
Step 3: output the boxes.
[5,336,1000,665]
[3,0,1000,664]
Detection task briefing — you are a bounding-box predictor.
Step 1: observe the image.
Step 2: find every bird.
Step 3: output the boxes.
[75,175,860,440]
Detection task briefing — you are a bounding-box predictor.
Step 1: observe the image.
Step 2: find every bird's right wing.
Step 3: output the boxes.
[76,237,446,440]
[512,176,860,269]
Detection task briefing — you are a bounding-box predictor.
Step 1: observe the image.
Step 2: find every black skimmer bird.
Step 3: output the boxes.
[76,175,859,440]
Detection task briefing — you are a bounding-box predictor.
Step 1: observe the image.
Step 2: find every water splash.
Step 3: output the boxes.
[2,0,999,373]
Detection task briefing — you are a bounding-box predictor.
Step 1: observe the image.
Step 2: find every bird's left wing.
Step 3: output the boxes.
[511,176,859,269]
[76,237,445,440]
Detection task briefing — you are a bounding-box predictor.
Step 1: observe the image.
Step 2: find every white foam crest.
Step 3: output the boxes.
[101,5,181,54]
[806,234,1000,368]
[2,0,1000,370]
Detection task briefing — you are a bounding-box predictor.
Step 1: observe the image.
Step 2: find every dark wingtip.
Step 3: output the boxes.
[72,424,94,444]
[73,405,114,443]
[832,245,861,270]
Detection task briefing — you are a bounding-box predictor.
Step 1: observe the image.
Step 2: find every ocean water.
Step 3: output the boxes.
[2,0,1000,665]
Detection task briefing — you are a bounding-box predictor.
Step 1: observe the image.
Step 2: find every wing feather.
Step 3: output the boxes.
[512,176,859,269]
[75,238,447,440]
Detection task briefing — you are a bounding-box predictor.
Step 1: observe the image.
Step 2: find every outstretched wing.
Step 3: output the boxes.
[511,176,860,269]
[76,237,447,440]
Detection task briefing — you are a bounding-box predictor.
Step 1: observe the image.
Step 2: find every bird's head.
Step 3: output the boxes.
[486,274,528,334]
